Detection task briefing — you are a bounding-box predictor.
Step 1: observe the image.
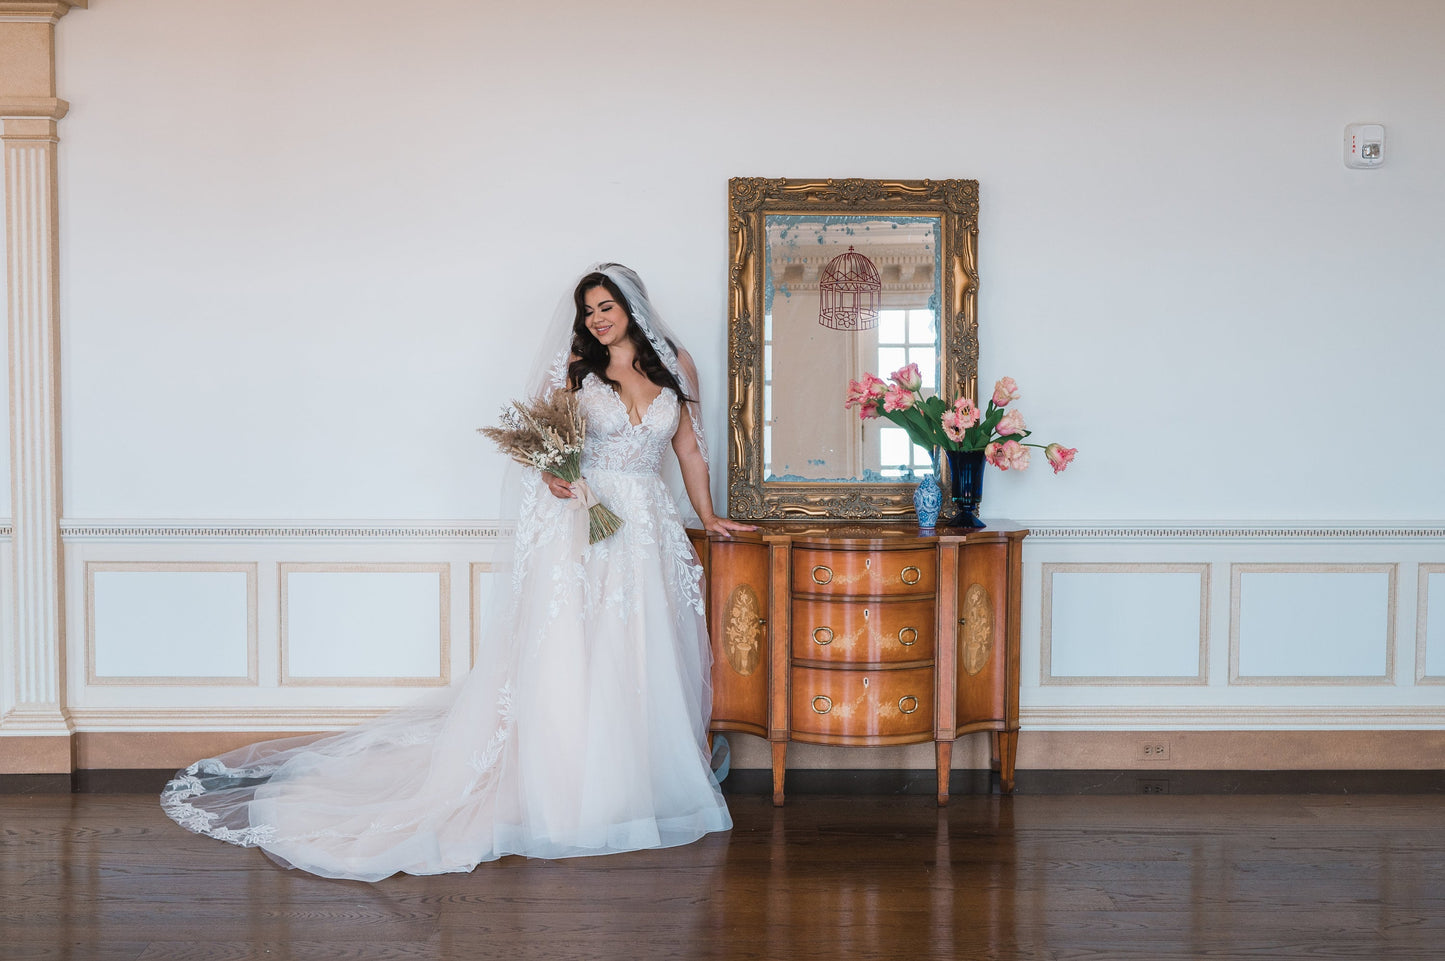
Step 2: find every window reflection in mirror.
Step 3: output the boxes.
[762,214,942,483]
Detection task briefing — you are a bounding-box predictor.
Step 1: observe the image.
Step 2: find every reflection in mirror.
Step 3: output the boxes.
[763,214,942,483]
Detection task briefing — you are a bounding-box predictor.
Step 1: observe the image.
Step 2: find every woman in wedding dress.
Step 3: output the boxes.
[162,264,750,881]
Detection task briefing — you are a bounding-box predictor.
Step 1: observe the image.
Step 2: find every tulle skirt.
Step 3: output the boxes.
[162,468,731,881]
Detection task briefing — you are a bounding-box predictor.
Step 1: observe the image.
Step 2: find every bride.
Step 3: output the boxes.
[162,263,752,881]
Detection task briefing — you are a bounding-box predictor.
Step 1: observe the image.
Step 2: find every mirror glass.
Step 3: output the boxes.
[762,214,942,483]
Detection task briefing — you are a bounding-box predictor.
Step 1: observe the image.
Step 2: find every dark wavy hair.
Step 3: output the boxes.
[566,271,692,402]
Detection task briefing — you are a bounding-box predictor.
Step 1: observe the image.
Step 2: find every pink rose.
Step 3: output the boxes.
[996,408,1027,438]
[862,373,888,400]
[991,377,1020,407]
[883,385,916,412]
[889,362,923,393]
[983,442,1004,469]
[844,378,871,409]
[1045,443,1077,474]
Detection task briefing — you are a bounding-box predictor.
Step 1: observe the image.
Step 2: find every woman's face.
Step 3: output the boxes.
[582,285,630,349]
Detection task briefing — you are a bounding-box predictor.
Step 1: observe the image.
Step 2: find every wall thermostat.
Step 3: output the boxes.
[1344,123,1385,168]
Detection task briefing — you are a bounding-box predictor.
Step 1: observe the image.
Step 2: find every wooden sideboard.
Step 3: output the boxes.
[688,521,1027,805]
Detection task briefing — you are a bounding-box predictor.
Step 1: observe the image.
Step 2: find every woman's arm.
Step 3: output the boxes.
[671,351,755,537]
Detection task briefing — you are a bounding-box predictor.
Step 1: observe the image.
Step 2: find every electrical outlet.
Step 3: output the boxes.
[1140,741,1170,761]
[1138,779,1169,795]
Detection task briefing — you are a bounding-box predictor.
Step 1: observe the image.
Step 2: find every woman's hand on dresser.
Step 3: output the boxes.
[702,515,757,538]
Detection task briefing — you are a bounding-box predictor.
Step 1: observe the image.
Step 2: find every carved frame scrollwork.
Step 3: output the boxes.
[727,177,980,519]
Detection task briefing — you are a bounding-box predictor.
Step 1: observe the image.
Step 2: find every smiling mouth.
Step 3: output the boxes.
[594,325,613,336]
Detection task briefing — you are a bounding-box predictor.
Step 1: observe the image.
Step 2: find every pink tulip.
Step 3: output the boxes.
[991,377,1020,407]
[883,385,916,412]
[952,397,981,428]
[1045,443,1077,474]
[941,398,980,443]
[889,362,923,393]
[845,374,889,420]
[1000,440,1030,471]
[987,440,1029,471]
[996,409,1027,437]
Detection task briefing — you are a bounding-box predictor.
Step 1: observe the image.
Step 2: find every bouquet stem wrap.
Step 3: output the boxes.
[555,475,624,545]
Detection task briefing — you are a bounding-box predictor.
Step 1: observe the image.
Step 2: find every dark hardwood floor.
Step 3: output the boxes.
[3,790,1443,960]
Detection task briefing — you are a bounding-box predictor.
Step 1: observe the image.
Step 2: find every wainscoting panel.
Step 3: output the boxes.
[87,563,257,685]
[469,561,497,667]
[1042,564,1208,684]
[1421,566,1445,684]
[12,520,1442,777]
[280,564,450,686]
[1231,565,1395,684]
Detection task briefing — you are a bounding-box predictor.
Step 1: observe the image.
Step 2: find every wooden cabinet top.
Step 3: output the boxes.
[691,520,1030,550]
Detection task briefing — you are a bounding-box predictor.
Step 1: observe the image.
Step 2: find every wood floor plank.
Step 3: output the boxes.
[3,792,1444,960]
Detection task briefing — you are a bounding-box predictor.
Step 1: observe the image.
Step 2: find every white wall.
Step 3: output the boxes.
[54,0,1445,523]
[30,0,1445,749]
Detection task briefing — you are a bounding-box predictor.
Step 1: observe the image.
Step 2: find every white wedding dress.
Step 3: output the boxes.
[162,372,732,880]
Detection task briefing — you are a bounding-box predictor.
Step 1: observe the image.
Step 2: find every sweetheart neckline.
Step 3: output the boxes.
[585,374,674,428]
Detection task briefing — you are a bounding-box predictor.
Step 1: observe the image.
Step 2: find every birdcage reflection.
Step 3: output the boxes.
[818,246,882,330]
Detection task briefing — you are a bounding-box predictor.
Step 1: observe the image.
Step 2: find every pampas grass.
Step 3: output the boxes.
[479,391,623,544]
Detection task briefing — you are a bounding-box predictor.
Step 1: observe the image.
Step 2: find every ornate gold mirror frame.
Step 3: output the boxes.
[726,177,980,519]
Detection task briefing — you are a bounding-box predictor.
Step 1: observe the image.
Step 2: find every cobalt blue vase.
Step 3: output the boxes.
[943,449,988,529]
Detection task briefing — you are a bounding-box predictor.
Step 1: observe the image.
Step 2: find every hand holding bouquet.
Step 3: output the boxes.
[479,390,623,544]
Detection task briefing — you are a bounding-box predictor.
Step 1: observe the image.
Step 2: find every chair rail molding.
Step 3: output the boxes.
[1,0,83,767]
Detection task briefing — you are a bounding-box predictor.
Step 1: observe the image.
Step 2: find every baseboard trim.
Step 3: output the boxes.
[4,729,1442,776]
[722,768,1445,796]
[8,768,1443,797]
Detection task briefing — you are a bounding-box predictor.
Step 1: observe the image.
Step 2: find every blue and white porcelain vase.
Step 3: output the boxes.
[913,464,943,529]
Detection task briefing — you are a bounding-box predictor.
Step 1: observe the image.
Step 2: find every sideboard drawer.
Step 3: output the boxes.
[789,665,934,739]
[791,597,936,664]
[792,548,936,597]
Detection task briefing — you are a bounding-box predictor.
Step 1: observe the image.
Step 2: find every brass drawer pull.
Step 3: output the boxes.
[898,695,919,715]
[900,566,922,585]
[812,626,834,646]
[897,627,918,647]
[812,695,833,714]
[812,566,833,585]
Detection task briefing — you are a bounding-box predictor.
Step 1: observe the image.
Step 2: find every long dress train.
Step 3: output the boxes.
[161,373,731,880]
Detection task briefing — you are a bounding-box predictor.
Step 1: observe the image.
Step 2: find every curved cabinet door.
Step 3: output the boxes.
[697,535,771,737]
[955,540,1010,731]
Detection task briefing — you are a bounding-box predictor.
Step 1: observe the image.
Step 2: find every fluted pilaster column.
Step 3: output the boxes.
[1,0,82,772]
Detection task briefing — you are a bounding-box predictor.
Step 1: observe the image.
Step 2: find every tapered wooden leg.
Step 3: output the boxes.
[990,731,1001,770]
[935,739,952,807]
[771,740,787,807]
[996,730,1018,794]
